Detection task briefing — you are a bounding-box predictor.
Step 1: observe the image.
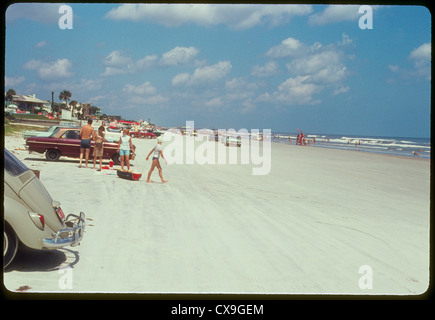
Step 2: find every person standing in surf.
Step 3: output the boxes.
[146,137,168,183]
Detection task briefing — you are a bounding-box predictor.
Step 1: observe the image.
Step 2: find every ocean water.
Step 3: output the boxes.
[272,133,431,159]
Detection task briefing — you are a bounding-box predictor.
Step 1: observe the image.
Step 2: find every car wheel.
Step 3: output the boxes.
[4,224,18,268]
[112,153,121,165]
[45,149,60,161]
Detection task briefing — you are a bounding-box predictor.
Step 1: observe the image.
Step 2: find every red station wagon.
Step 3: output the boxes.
[26,127,134,165]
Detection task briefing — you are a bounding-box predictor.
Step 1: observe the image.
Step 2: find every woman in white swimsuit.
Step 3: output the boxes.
[145,137,168,183]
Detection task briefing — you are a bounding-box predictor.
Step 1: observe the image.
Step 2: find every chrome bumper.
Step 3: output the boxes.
[43,212,86,249]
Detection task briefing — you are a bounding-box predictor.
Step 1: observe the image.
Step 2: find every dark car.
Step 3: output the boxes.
[26,127,134,165]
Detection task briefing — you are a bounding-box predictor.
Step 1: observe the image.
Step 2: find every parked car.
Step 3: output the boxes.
[99,126,122,142]
[143,130,156,139]
[4,149,86,268]
[223,135,242,147]
[25,127,135,165]
[22,125,64,140]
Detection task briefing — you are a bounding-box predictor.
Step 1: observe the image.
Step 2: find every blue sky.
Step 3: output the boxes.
[5,3,431,137]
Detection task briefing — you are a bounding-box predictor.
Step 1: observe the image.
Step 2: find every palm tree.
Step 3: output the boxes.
[59,90,72,109]
[5,89,16,102]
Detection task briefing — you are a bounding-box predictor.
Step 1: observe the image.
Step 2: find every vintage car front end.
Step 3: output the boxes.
[4,149,86,267]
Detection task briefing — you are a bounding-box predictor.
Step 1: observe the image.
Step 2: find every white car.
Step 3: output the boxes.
[99,127,122,142]
[223,135,242,147]
[4,149,86,268]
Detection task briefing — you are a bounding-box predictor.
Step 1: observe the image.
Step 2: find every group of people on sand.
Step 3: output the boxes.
[79,119,168,183]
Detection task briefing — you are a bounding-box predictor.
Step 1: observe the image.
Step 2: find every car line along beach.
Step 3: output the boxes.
[3,126,430,295]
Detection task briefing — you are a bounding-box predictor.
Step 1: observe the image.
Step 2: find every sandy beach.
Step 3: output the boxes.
[3,131,430,295]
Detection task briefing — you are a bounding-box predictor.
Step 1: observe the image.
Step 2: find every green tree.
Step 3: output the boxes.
[59,90,72,108]
[5,89,16,102]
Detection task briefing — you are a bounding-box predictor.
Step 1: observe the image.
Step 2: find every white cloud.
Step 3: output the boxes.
[5,76,25,87]
[205,97,223,108]
[258,75,322,106]
[160,46,199,66]
[39,78,102,95]
[286,50,348,84]
[129,95,169,105]
[251,61,278,77]
[259,36,351,106]
[23,58,73,80]
[106,4,312,29]
[6,3,65,25]
[277,75,322,104]
[387,65,399,73]
[122,81,169,105]
[136,55,158,70]
[409,43,431,80]
[333,86,350,95]
[123,82,157,95]
[387,43,431,82]
[338,33,353,46]
[172,61,232,86]
[409,43,431,67]
[34,40,47,48]
[104,50,133,67]
[309,5,380,26]
[101,66,128,77]
[171,73,191,87]
[308,5,361,25]
[266,37,304,58]
[101,50,134,76]
[101,46,199,76]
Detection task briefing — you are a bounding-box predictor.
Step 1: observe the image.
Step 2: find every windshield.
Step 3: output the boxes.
[4,149,29,176]
[49,127,61,137]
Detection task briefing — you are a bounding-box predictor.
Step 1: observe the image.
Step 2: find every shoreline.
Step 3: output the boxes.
[273,141,430,162]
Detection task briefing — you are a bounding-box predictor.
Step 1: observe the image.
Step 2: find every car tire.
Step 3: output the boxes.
[112,153,121,165]
[45,149,60,161]
[4,224,18,268]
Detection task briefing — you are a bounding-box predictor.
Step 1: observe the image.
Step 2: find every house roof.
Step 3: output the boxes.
[13,94,48,104]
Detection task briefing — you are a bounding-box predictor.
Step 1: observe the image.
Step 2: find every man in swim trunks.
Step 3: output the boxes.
[79,119,95,168]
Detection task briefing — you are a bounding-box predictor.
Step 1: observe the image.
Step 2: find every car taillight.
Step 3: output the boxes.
[28,212,45,230]
[38,214,45,228]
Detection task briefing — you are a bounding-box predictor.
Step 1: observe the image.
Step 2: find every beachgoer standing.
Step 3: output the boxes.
[79,119,95,168]
[146,137,168,183]
[300,131,305,146]
[117,129,134,171]
[93,126,105,171]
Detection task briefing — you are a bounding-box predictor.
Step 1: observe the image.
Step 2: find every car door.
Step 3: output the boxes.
[59,129,81,157]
